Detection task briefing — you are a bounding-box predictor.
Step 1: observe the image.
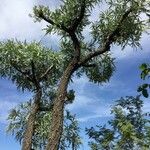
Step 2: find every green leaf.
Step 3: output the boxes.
[142,89,149,98]
[137,86,143,92]
[142,84,149,89]
[140,63,147,70]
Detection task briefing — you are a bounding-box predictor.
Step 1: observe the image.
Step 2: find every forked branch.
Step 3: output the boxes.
[78,8,133,67]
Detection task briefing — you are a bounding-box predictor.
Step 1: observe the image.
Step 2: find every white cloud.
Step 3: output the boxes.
[143,99,150,113]
[0,0,39,40]
[0,0,61,42]
[67,93,112,122]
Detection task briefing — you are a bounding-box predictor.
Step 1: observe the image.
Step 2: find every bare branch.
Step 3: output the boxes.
[39,65,54,81]
[69,33,81,59]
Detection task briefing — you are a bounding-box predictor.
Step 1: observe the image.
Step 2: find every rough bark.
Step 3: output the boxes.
[22,89,42,150]
[46,60,78,150]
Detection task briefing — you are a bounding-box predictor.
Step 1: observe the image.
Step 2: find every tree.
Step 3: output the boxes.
[7,102,82,150]
[86,96,150,150]
[138,63,150,98]
[31,1,149,149]
[0,0,149,149]
[0,41,62,150]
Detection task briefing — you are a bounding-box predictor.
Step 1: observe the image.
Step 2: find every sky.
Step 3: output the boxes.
[0,0,150,150]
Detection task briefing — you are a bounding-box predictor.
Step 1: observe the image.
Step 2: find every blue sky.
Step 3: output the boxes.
[0,0,150,150]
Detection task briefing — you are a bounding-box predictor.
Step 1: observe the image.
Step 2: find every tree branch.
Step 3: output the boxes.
[69,33,81,60]
[70,0,86,32]
[39,65,54,81]
[78,8,133,67]
[82,63,96,68]
[30,61,40,89]
[38,11,69,33]
[11,62,33,82]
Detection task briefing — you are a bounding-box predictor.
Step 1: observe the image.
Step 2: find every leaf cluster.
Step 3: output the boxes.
[92,0,149,48]
[138,63,150,98]
[7,103,82,150]
[0,40,63,91]
[86,96,150,150]
[31,0,102,37]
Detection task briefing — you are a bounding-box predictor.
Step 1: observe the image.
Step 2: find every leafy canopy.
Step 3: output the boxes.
[0,40,62,91]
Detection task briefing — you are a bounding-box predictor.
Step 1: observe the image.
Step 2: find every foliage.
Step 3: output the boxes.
[138,63,150,98]
[0,0,149,149]
[7,102,82,150]
[59,110,82,150]
[86,96,150,150]
[0,40,62,91]
[92,0,149,48]
[7,100,51,149]
[31,0,102,37]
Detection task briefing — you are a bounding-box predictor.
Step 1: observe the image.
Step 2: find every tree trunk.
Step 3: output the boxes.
[22,89,42,150]
[46,61,77,150]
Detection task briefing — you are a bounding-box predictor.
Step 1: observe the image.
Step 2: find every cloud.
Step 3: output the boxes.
[67,94,112,122]
[0,0,39,40]
[67,83,113,122]
[0,0,60,43]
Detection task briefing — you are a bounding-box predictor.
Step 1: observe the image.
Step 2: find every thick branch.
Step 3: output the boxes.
[69,33,81,60]
[78,8,133,67]
[70,0,86,32]
[31,61,40,89]
[39,65,54,81]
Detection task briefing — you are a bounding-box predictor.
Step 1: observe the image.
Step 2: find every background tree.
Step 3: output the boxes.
[86,96,150,150]
[0,0,149,149]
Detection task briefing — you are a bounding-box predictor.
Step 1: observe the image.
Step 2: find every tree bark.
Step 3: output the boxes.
[22,89,42,150]
[46,60,78,150]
